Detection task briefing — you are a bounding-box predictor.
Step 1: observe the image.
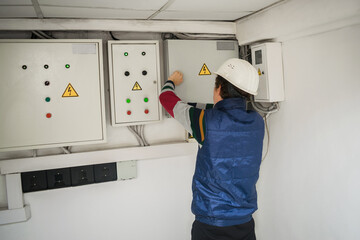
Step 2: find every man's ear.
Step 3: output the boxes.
[216,85,221,95]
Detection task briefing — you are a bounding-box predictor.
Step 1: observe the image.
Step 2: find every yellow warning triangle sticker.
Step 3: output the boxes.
[199,63,211,76]
[62,83,79,97]
[132,81,142,91]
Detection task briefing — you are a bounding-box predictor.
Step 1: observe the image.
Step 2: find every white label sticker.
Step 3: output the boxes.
[72,44,96,54]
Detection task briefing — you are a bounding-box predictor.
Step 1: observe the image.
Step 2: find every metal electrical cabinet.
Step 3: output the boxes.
[108,41,162,126]
[164,40,239,104]
[251,42,285,102]
[0,40,106,152]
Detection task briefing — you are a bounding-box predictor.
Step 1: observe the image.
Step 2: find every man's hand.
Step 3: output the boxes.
[168,71,183,86]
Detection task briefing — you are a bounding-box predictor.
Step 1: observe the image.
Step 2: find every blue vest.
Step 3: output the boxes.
[192,98,264,227]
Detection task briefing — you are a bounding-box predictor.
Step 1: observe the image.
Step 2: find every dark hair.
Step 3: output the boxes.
[215,75,251,100]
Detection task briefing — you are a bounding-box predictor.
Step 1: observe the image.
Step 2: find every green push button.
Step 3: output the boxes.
[144,97,149,103]
[124,52,128,56]
[65,64,70,69]
[126,98,131,103]
[45,97,51,102]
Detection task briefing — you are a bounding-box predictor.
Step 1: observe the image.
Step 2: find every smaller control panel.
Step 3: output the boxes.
[251,42,285,102]
[108,41,162,126]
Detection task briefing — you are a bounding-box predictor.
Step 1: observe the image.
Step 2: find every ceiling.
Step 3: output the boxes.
[0,0,280,21]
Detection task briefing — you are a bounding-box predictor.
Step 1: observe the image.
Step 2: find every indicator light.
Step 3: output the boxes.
[44,64,49,69]
[142,51,146,56]
[65,64,70,69]
[142,70,147,76]
[44,81,50,86]
[124,71,130,76]
[144,97,149,103]
[22,65,27,70]
[127,111,132,115]
[126,98,131,103]
[124,52,128,56]
[45,97,51,102]
[145,109,149,114]
[46,113,52,118]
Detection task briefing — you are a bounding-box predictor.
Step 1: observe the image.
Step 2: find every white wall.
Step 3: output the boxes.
[253,24,360,240]
[0,155,196,240]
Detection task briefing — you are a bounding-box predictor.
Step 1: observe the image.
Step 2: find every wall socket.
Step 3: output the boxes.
[46,168,71,189]
[71,165,94,186]
[21,170,47,193]
[94,163,117,183]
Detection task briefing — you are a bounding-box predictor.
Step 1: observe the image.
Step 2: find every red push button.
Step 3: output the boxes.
[145,109,149,114]
[46,113,52,118]
[127,111,132,115]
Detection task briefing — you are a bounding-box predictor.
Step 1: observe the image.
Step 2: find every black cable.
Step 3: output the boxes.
[110,31,120,40]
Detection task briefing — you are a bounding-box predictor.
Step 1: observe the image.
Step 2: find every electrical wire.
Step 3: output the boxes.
[62,147,71,154]
[127,126,145,146]
[127,125,150,146]
[37,31,54,39]
[262,114,270,162]
[110,31,120,40]
[31,31,54,39]
[250,96,280,114]
[140,125,149,146]
[172,33,236,40]
[31,31,45,39]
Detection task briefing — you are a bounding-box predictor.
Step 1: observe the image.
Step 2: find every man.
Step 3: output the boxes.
[159,58,264,240]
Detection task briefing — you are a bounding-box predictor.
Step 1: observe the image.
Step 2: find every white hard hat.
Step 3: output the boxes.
[214,58,259,95]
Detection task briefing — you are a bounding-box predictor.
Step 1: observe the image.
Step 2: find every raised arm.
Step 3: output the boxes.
[159,71,209,145]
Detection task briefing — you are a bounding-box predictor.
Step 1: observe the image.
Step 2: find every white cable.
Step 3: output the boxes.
[31,30,55,39]
[262,114,271,162]
[173,33,236,40]
[129,126,143,146]
[250,96,280,114]
[132,126,144,146]
[31,31,45,39]
[62,147,71,154]
[140,125,149,146]
[128,126,144,146]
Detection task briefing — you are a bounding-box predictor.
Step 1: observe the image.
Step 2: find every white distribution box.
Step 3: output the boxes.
[108,41,162,126]
[164,40,239,104]
[251,42,285,102]
[0,39,106,152]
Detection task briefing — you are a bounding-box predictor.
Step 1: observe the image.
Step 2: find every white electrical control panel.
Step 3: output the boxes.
[0,39,106,152]
[164,40,239,104]
[108,41,162,126]
[251,42,285,102]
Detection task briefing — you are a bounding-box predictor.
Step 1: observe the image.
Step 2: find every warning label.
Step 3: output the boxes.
[62,83,79,97]
[132,82,142,91]
[199,63,211,76]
